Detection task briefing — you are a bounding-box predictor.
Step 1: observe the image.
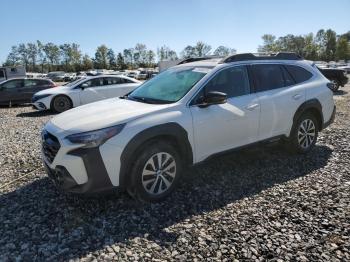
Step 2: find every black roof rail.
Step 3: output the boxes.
[220,52,303,63]
[177,56,223,65]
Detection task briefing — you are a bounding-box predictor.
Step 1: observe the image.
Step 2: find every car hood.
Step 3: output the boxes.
[48,98,171,134]
[34,85,72,96]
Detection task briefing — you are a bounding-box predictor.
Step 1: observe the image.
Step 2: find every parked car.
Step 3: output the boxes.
[318,67,348,91]
[135,70,148,80]
[127,72,137,79]
[41,52,335,202]
[47,71,66,82]
[32,75,141,112]
[0,78,56,106]
[337,65,350,74]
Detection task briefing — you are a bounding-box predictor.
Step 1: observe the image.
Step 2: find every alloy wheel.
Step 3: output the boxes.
[141,152,176,195]
[297,119,316,149]
[54,96,70,112]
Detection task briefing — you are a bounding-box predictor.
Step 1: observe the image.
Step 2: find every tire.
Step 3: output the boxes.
[287,112,319,154]
[330,79,340,92]
[51,95,72,113]
[127,141,183,202]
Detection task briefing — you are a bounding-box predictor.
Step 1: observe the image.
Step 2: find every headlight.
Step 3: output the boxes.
[32,94,51,102]
[65,124,125,148]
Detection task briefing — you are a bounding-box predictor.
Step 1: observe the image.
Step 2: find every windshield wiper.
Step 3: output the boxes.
[128,96,172,104]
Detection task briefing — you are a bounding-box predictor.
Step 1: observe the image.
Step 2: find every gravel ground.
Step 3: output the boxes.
[0,84,349,261]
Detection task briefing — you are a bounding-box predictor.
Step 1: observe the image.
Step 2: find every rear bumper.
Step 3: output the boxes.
[322,106,336,130]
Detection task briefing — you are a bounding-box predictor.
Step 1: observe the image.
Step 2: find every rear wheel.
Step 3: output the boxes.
[287,112,319,154]
[51,95,72,113]
[127,141,182,202]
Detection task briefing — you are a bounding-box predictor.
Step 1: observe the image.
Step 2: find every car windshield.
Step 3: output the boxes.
[128,66,210,104]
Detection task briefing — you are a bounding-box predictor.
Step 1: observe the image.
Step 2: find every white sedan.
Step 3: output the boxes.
[32,75,141,112]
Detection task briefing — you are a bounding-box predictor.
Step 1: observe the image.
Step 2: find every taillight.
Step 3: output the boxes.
[327,82,335,90]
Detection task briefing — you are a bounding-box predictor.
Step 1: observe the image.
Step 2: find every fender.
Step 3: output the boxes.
[118,122,193,188]
[292,99,324,130]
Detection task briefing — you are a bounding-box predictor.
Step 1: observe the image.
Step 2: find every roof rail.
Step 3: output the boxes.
[177,56,223,65]
[220,52,303,63]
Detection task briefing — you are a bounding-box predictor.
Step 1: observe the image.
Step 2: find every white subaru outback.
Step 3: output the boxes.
[41,53,336,202]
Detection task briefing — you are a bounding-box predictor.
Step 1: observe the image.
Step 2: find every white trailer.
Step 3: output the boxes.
[0,66,26,82]
[158,60,181,72]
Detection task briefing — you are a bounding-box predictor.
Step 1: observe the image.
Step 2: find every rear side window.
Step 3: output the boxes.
[38,80,51,85]
[120,78,135,84]
[252,64,285,92]
[281,66,295,87]
[103,77,120,85]
[285,65,313,84]
[204,66,250,98]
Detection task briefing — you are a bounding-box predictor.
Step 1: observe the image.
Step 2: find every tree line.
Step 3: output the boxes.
[258,29,350,61]
[2,41,236,73]
[3,28,349,72]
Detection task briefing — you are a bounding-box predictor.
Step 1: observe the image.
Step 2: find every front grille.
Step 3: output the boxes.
[42,130,60,163]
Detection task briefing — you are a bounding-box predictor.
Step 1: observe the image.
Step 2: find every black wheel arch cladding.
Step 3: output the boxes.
[293,99,324,131]
[119,122,193,188]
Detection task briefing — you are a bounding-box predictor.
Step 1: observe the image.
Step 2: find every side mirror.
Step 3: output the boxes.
[80,83,89,90]
[198,91,227,108]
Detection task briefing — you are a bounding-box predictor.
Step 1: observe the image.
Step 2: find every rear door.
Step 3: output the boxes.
[103,77,139,97]
[22,79,45,101]
[251,63,306,140]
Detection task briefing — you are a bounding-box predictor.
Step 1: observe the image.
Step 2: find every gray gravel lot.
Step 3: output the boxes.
[0,84,350,261]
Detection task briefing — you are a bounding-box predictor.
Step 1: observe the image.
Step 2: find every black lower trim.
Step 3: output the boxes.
[322,106,336,130]
[119,123,193,188]
[44,163,78,190]
[293,99,324,130]
[196,135,285,165]
[65,147,115,193]
[44,147,117,194]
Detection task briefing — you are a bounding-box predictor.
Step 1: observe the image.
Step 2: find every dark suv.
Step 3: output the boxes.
[318,67,348,91]
[0,78,56,106]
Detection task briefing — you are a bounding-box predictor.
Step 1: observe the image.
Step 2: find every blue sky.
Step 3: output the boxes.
[1,0,349,62]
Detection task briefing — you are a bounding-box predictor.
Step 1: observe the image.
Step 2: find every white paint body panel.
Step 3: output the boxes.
[41,59,335,189]
[33,75,140,110]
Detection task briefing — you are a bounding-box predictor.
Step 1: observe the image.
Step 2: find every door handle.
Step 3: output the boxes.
[293,94,302,100]
[246,103,259,110]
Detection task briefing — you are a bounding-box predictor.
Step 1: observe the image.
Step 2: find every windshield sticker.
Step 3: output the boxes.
[192,68,210,74]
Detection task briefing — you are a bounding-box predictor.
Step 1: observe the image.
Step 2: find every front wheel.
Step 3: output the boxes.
[51,95,72,113]
[287,113,319,154]
[127,141,182,202]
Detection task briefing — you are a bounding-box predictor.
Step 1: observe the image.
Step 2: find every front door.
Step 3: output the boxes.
[0,79,24,104]
[79,78,109,105]
[190,65,260,162]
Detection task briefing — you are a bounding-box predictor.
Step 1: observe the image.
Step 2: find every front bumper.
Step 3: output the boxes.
[32,96,52,111]
[41,128,120,194]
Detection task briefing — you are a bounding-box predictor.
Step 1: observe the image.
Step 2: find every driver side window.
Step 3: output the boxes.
[204,66,250,98]
[80,78,102,88]
[2,79,24,89]
[192,66,250,104]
